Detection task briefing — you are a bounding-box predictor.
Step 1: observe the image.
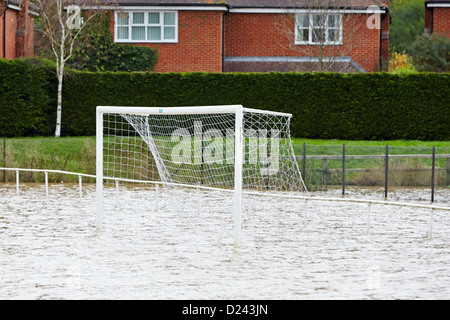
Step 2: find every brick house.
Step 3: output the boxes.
[108,0,390,72]
[425,1,450,35]
[0,0,35,59]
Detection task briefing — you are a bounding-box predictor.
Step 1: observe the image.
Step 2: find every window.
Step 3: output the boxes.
[295,13,342,45]
[115,11,178,43]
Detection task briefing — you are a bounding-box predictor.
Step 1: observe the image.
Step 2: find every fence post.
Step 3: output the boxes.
[342,144,346,195]
[429,208,434,240]
[155,184,159,212]
[16,170,19,195]
[115,180,119,207]
[385,144,389,200]
[446,158,450,186]
[322,158,329,185]
[78,175,83,200]
[303,198,308,226]
[197,183,201,215]
[3,139,5,183]
[431,146,436,203]
[302,143,306,182]
[45,171,49,198]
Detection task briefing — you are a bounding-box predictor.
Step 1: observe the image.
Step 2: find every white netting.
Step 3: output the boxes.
[102,108,306,193]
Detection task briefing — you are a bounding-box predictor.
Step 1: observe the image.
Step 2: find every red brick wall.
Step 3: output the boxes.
[0,9,18,59]
[111,9,388,72]
[0,7,34,59]
[224,13,384,72]
[433,8,450,36]
[0,2,4,58]
[111,11,224,72]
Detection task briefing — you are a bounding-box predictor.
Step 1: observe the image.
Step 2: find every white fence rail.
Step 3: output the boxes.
[1,166,449,239]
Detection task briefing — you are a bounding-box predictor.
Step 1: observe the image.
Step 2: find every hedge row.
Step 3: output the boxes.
[0,59,56,137]
[1,59,449,140]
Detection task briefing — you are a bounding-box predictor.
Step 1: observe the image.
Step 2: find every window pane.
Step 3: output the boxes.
[312,14,325,27]
[328,15,337,28]
[132,26,145,40]
[148,12,160,24]
[148,26,161,40]
[296,28,309,42]
[304,29,309,42]
[117,13,129,26]
[164,26,175,40]
[164,12,176,26]
[133,12,144,24]
[312,29,325,43]
[117,26,128,40]
[328,29,336,42]
[296,14,309,29]
[303,14,310,28]
[330,29,341,43]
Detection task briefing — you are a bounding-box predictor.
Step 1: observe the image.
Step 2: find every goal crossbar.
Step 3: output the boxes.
[96,105,293,118]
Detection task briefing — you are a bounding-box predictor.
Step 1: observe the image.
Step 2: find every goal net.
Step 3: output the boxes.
[96,105,306,246]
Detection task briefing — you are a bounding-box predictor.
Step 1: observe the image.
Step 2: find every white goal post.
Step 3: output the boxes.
[96,105,306,247]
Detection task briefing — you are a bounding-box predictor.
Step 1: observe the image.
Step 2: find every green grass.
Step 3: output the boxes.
[1,136,449,186]
[5,136,95,155]
[1,136,96,182]
[291,139,450,189]
[292,139,450,169]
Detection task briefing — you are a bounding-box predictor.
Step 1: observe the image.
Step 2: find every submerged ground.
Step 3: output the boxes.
[0,183,448,299]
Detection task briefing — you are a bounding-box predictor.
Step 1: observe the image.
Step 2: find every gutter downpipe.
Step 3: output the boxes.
[3,10,5,58]
[430,7,434,34]
[2,1,7,58]
[425,2,434,34]
[379,7,388,69]
[222,4,230,72]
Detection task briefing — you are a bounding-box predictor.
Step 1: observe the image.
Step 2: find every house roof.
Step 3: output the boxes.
[3,0,39,14]
[115,0,387,9]
[4,0,25,9]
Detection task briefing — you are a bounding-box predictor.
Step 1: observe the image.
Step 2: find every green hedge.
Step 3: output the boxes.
[1,59,449,140]
[0,59,56,137]
[61,71,450,140]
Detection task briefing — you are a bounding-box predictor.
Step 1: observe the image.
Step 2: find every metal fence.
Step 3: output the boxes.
[1,139,450,203]
[295,143,450,202]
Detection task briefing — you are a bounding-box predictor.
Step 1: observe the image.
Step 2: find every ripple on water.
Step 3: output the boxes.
[0,183,449,299]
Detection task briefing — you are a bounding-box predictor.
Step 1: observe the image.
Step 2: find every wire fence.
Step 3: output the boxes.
[294,144,450,202]
[1,139,449,203]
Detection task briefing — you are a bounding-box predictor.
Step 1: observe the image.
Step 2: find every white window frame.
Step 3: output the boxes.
[295,13,343,45]
[114,11,178,43]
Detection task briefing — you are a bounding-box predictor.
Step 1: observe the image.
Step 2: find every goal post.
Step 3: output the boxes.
[95,105,306,247]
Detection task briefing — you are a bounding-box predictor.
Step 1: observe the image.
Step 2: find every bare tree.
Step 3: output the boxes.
[279,0,381,72]
[33,0,111,137]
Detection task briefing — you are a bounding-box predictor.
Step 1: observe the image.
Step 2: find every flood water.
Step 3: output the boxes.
[0,183,449,299]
